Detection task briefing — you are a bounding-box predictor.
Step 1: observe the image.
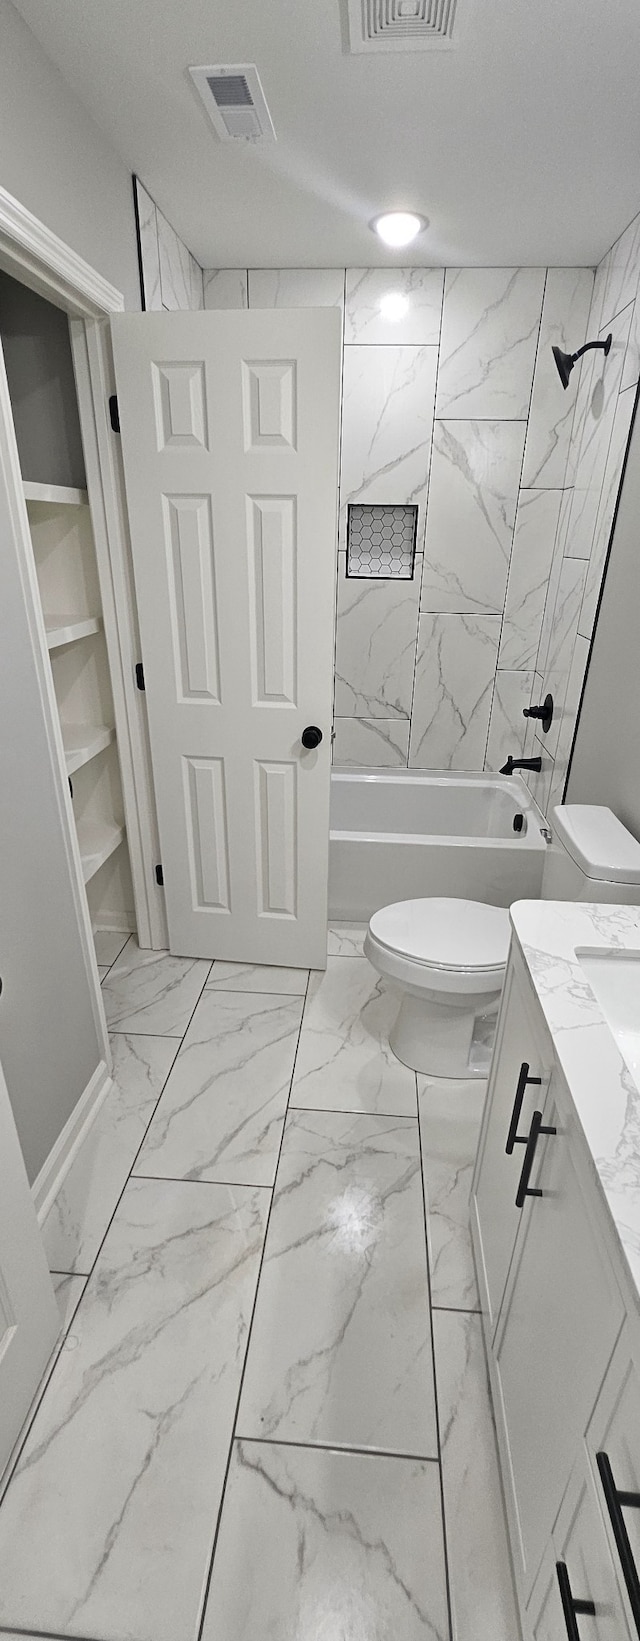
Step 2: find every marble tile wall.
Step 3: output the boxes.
[523,209,640,811]
[193,244,637,794]
[134,178,204,311]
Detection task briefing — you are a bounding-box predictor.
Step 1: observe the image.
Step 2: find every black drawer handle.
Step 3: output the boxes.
[515,1109,556,1209]
[597,1450,640,1636]
[506,1060,542,1154]
[556,1561,596,1639]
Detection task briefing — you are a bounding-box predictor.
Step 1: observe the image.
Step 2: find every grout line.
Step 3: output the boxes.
[195,967,313,1641]
[203,986,308,998]
[416,1076,454,1641]
[431,1303,482,1315]
[131,1174,273,1191]
[238,1433,441,1464]
[288,1102,418,1122]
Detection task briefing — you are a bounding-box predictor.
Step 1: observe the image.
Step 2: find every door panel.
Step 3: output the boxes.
[111,311,341,965]
[0,1055,59,1481]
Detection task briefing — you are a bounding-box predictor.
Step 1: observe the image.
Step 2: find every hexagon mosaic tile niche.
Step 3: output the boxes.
[346,504,418,579]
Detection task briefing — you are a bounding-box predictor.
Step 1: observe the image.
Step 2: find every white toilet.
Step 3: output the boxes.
[364,804,640,1077]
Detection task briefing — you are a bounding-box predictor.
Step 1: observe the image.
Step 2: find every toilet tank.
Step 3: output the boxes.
[542,805,640,903]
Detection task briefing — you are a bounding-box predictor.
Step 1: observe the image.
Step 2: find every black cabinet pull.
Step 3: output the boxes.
[515,1109,556,1208]
[506,1060,542,1154]
[556,1561,596,1639]
[597,1450,640,1636]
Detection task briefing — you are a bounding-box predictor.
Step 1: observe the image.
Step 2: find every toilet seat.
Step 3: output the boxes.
[365,898,510,995]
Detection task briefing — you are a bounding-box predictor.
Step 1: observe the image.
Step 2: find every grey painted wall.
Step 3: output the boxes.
[0,0,140,309]
[0,271,86,488]
[567,392,640,839]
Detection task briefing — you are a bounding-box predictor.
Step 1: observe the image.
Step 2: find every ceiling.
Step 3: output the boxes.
[11,0,640,270]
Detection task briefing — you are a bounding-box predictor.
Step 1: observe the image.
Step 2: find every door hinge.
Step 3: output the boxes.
[109,394,120,433]
[155,864,164,887]
[135,661,145,691]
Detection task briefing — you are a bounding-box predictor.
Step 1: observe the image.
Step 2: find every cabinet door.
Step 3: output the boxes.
[472,957,552,1333]
[587,1328,640,1640]
[529,1457,632,1641]
[493,1083,624,1599]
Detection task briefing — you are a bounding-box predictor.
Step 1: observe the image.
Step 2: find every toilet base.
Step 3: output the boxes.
[388,989,500,1078]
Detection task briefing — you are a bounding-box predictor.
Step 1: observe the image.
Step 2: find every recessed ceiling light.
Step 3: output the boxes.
[372,211,427,248]
[379,291,410,322]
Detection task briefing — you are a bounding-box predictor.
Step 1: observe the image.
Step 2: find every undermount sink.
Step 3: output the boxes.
[577,948,640,1086]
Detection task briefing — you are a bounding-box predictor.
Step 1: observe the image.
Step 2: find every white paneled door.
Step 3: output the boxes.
[0,1054,59,1481]
[112,311,341,966]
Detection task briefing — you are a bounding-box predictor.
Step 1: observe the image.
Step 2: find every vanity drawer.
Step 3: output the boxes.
[492,1079,625,1598]
[587,1328,640,1640]
[529,1452,632,1641]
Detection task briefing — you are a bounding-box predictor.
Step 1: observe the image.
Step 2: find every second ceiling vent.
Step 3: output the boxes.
[189,65,277,142]
[347,0,457,51]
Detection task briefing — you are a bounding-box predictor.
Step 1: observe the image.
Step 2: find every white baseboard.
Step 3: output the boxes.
[92,911,136,934]
[32,1059,113,1225]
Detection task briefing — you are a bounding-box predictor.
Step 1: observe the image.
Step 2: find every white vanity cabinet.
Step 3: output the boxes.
[471,941,640,1639]
[472,960,553,1334]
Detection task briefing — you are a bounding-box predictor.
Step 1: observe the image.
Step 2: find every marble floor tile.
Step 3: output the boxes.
[94,930,129,966]
[237,1108,437,1456]
[327,922,366,956]
[52,1272,88,1333]
[42,1034,178,1275]
[102,937,211,1036]
[135,990,304,1186]
[434,1309,519,1641]
[0,1178,269,1641]
[201,1439,448,1641]
[205,958,308,994]
[418,1077,485,1311]
[290,956,417,1117]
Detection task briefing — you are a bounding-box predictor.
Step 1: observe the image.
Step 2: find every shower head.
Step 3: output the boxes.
[552,332,612,390]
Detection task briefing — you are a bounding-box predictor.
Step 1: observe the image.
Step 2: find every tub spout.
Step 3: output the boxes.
[500,755,542,776]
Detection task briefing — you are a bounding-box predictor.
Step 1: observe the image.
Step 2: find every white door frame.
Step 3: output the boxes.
[0,182,166,960]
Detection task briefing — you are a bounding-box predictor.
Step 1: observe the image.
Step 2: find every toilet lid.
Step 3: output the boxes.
[369,898,511,973]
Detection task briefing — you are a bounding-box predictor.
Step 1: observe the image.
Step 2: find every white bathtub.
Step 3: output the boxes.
[329,769,547,922]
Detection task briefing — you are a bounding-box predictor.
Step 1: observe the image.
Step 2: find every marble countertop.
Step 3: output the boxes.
[510,900,640,1303]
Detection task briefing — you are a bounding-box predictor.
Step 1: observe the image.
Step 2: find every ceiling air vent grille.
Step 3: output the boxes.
[347,0,457,51]
[189,64,277,142]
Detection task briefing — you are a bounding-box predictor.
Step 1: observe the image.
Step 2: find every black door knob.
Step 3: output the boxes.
[301,726,323,750]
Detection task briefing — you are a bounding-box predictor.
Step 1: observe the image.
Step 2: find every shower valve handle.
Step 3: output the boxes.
[523,694,554,734]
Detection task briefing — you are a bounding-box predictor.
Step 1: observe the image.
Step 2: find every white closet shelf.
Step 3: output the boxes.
[45,613,102,650]
[62,722,115,776]
[23,481,88,506]
[77,818,125,884]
